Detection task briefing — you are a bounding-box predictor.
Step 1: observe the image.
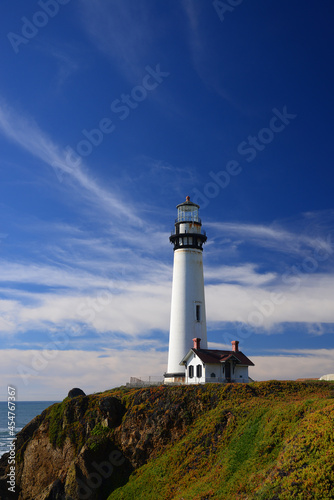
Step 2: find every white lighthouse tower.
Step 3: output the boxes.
[164,196,208,383]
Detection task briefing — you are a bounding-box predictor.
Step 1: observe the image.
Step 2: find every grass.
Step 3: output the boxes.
[105,381,334,500]
[35,381,334,499]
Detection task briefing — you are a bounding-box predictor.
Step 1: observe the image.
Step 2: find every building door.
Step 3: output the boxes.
[225,362,231,381]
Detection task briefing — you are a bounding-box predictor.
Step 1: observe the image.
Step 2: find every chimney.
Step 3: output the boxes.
[193,338,201,350]
[231,340,239,352]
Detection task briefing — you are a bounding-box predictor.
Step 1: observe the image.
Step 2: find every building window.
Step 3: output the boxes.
[196,364,202,378]
[189,365,194,378]
[196,304,201,322]
[211,373,216,378]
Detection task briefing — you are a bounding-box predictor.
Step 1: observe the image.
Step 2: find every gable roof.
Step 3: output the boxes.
[180,348,254,366]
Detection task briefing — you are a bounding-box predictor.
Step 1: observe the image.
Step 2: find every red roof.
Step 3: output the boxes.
[190,348,254,366]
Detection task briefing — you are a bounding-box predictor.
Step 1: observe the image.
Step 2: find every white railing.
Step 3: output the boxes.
[127,376,164,388]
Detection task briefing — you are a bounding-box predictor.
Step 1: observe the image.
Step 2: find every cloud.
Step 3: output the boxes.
[0,100,143,226]
[0,261,100,290]
[0,348,167,400]
[0,258,172,338]
[206,273,334,328]
[181,0,232,102]
[206,219,334,258]
[0,211,333,339]
[205,263,276,286]
[126,157,198,200]
[0,299,17,332]
[1,347,333,401]
[251,349,334,381]
[32,39,83,89]
[17,282,171,336]
[79,0,160,82]
[0,106,332,349]
[1,259,333,341]
[48,47,81,88]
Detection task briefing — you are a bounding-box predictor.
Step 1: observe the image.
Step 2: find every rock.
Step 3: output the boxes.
[0,393,130,500]
[68,388,86,398]
[0,386,211,498]
[98,396,126,428]
[35,478,65,499]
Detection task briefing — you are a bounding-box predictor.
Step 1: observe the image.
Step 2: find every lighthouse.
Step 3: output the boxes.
[164,196,208,383]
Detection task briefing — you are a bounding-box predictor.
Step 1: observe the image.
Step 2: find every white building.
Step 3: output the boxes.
[164,196,254,385]
[180,339,254,384]
[164,196,207,383]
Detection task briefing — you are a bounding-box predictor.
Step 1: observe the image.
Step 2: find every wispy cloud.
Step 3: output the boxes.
[47,46,81,89]
[181,0,232,102]
[206,219,334,258]
[126,157,198,200]
[205,263,276,285]
[0,100,143,226]
[79,0,159,82]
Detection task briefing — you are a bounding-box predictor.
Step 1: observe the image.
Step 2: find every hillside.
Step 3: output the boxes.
[0,381,333,499]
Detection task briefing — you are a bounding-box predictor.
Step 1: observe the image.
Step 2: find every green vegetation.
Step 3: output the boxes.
[45,393,115,452]
[47,399,68,449]
[38,381,334,499]
[105,381,334,500]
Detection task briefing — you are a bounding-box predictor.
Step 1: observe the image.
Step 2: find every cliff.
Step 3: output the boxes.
[0,381,333,499]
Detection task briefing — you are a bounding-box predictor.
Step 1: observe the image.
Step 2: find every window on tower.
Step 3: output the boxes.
[196,304,201,322]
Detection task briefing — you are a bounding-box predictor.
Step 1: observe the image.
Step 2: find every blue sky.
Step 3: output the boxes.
[0,0,334,399]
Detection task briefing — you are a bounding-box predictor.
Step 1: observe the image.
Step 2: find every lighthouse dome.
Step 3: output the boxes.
[176,196,200,223]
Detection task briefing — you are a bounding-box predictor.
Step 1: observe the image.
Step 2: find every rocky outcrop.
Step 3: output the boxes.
[68,388,86,399]
[0,386,206,500]
[112,385,206,468]
[2,382,328,500]
[0,384,214,500]
[0,394,130,500]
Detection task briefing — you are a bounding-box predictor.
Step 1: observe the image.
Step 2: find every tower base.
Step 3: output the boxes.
[163,372,185,385]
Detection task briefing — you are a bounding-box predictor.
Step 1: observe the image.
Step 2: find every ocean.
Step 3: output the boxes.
[0,401,58,458]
